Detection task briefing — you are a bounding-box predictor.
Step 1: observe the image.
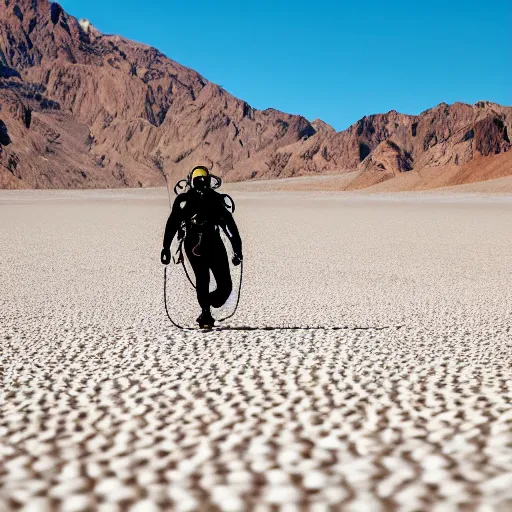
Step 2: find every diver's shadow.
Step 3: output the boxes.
[192,325,404,332]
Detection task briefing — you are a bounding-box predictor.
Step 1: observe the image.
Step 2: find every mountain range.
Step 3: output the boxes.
[1,0,511,190]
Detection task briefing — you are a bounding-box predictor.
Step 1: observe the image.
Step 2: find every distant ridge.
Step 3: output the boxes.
[0,0,511,189]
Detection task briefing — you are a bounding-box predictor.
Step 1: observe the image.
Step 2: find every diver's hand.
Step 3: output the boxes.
[232,253,243,266]
[161,247,171,265]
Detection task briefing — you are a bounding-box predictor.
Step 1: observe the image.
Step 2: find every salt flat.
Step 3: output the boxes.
[1,188,511,511]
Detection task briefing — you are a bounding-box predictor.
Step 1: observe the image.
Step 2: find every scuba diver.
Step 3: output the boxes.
[161,166,243,328]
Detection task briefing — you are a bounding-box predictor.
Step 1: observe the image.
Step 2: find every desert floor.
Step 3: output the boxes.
[1,188,511,511]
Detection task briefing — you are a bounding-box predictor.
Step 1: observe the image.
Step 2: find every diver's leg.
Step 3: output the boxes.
[209,237,233,308]
[184,243,210,311]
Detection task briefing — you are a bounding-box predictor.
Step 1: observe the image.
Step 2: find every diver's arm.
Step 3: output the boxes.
[222,209,243,258]
[161,195,186,263]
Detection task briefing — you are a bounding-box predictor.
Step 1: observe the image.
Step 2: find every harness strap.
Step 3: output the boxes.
[173,239,183,264]
[192,232,203,257]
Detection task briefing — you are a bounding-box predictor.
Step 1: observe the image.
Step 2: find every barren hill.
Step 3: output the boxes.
[0,0,511,190]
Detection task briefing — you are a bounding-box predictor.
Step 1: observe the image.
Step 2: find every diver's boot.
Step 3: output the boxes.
[196,309,215,329]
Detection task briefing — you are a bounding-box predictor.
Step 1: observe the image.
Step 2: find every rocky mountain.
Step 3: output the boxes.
[0,0,511,190]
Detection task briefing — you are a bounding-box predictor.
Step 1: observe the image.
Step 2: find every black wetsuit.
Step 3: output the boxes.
[163,188,242,311]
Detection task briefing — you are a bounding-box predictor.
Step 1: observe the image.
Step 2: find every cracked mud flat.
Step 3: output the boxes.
[1,189,511,511]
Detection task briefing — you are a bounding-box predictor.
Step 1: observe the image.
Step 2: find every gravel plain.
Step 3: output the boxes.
[1,188,511,511]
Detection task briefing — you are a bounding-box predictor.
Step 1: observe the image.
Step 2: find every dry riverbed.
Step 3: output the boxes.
[1,189,511,511]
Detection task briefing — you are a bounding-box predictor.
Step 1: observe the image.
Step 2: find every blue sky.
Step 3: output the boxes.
[59,0,511,131]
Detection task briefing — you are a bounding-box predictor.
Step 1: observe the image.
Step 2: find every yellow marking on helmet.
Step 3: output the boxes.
[191,168,208,180]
